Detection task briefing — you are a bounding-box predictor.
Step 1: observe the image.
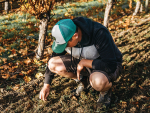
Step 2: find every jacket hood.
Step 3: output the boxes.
[72,17,107,46]
[72,17,93,46]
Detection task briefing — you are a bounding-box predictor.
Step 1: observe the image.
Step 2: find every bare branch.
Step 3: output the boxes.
[20,0,28,12]
[30,0,36,14]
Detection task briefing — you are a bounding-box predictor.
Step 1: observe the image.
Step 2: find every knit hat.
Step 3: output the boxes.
[52,19,76,53]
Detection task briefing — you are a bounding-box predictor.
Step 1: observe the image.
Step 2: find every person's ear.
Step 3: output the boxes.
[73,32,78,39]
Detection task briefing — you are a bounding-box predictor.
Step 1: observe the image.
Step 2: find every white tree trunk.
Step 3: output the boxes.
[133,0,141,16]
[5,0,9,14]
[145,0,149,13]
[103,0,113,28]
[140,4,143,12]
[36,18,48,60]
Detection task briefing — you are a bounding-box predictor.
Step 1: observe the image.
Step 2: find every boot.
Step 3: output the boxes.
[72,75,91,96]
[97,88,112,108]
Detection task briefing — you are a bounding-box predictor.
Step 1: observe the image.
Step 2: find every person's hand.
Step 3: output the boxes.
[39,83,50,101]
[77,59,93,80]
[77,60,84,80]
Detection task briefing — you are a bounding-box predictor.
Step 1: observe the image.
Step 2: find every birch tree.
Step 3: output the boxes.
[145,0,149,13]
[103,0,114,28]
[133,0,141,16]
[5,0,9,14]
[20,0,55,60]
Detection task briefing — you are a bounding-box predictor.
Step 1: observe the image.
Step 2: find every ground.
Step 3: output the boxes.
[0,12,150,113]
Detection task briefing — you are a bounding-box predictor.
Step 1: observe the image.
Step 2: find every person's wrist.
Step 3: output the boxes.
[80,59,85,66]
[44,83,50,88]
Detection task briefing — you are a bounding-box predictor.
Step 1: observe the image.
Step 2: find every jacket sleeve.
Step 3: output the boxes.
[92,29,117,74]
[44,51,67,84]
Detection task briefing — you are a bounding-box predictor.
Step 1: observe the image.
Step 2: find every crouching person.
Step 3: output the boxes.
[39,17,122,107]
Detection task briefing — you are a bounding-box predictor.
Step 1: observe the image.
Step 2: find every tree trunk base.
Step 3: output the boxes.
[35,18,48,60]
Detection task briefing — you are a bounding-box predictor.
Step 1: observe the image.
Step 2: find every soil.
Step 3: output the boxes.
[0,14,150,113]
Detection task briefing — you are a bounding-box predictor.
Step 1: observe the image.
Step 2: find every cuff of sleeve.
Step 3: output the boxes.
[44,66,54,84]
[92,59,99,69]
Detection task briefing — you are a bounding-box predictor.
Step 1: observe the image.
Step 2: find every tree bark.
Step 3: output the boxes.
[36,18,48,60]
[129,0,132,8]
[145,0,149,13]
[133,0,141,16]
[5,0,9,14]
[140,4,143,12]
[103,0,113,28]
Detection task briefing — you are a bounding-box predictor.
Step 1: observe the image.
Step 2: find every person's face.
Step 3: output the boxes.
[67,32,79,47]
[67,27,82,47]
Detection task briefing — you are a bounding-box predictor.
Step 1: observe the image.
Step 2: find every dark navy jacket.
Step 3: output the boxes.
[44,17,122,84]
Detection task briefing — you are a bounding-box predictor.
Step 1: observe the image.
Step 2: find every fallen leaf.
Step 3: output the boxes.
[35,72,43,79]
[11,49,16,54]
[33,58,39,64]
[64,12,70,17]
[12,85,20,91]
[19,49,27,56]
[72,96,77,100]
[3,65,9,70]
[33,90,36,93]
[21,71,27,75]
[27,103,32,109]
[27,69,35,75]
[124,66,125,69]
[2,74,10,79]
[10,74,17,79]
[23,76,31,83]
[29,34,34,36]
[41,57,48,63]
[144,66,147,70]
[27,69,32,74]
[121,101,127,108]
[70,3,76,7]
[2,58,7,64]
[132,101,139,105]
[139,85,144,90]
[24,58,31,65]
[19,72,24,76]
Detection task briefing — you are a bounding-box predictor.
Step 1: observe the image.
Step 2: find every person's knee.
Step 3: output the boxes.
[48,57,56,72]
[48,57,66,74]
[90,72,108,91]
